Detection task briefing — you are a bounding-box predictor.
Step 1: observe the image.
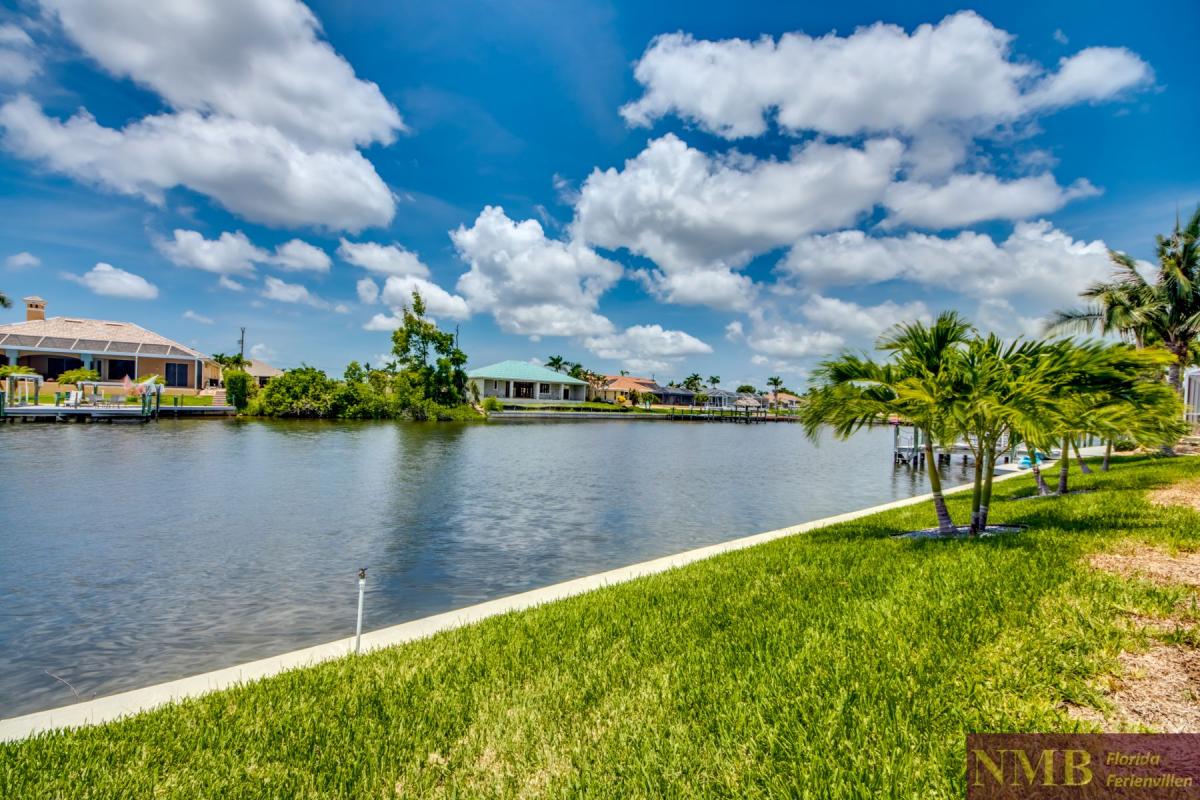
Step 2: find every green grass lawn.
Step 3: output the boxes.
[3,456,1198,798]
[126,395,214,406]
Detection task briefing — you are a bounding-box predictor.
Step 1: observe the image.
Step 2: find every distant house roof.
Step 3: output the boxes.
[706,388,738,399]
[0,316,207,359]
[735,394,762,408]
[604,376,658,393]
[467,360,588,385]
[244,359,283,379]
[764,391,802,403]
[655,385,695,398]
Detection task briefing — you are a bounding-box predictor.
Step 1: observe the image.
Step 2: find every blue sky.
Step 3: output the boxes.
[0,0,1196,389]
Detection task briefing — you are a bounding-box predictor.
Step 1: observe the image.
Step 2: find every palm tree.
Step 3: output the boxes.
[708,375,720,388]
[802,312,973,534]
[0,290,10,309]
[767,376,783,393]
[212,353,249,371]
[1049,204,1200,395]
[546,355,566,373]
[682,373,703,392]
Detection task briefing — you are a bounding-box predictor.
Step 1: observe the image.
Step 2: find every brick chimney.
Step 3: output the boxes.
[23,296,45,321]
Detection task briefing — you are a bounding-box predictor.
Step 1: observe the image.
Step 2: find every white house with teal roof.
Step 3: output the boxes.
[467,360,589,403]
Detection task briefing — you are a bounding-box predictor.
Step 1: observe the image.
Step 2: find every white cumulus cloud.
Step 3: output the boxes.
[0,1,403,231]
[261,275,328,308]
[0,97,395,231]
[572,134,901,310]
[157,229,266,276]
[453,205,621,337]
[65,262,158,299]
[621,12,1150,146]
[583,324,712,371]
[883,173,1100,229]
[39,0,403,149]
[5,250,39,270]
[0,23,38,85]
[356,277,380,305]
[272,239,330,272]
[337,239,430,278]
[779,221,1113,311]
[379,275,469,321]
[182,309,214,324]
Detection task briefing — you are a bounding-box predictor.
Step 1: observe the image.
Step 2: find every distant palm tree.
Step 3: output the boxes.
[736,384,755,394]
[0,290,10,309]
[212,353,249,371]
[1049,204,1200,395]
[767,376,784,401]
[546,355,566,373]
[619,369,629,376]
[708,375,720,388]
[682,373,703,392]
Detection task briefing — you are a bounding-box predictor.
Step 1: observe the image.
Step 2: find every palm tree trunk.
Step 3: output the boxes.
[1031,458,1051,495]
[979,449,996,531]
[1072,439,1093,474]
[923,436,955,533]
[1168,348,1185,397]
[1102,440,1112,471]
[969,452,984,535]
[1057,435,1071,495]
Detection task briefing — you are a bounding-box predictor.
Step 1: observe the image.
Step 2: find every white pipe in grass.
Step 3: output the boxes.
[355,568,367,655]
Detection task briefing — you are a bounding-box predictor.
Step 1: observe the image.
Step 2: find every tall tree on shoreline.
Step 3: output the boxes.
[1049,204,1200,395]
[546,355,566,373]
[392,290,468,406]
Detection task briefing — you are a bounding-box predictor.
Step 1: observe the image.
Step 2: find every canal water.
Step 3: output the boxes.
[0,419,971,716]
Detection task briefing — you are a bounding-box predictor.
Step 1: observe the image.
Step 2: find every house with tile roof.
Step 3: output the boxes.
[467,360,589,403]
[763,390,802,410]
[0,296,221,392]
[594,374,657,403]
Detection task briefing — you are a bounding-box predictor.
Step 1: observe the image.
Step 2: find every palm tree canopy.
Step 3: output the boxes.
[1048,204,1200,390]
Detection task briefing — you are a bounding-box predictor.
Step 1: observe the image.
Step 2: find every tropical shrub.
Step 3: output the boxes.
[223,370,256,411]
[482,396,502,413]
[249,366,338,418]
[55,368,101,385]
[0,365,36,378]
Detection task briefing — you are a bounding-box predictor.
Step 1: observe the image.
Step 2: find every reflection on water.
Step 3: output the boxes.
[0,418,968,716]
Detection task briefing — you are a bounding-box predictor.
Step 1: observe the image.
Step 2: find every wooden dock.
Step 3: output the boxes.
[0,403,236,423]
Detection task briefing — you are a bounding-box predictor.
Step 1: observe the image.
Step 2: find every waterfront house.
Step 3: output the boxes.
[0,296,220,392]
[468,360,588,403]
[245,359,284,387]
[763,390,802,411]
[653,384,696,406]
[703,387,738,409]
[596,374,657,403]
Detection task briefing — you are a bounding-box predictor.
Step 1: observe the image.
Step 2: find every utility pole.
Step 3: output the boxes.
[238,327,246,360]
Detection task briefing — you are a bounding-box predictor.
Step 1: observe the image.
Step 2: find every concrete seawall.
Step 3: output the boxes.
[0,454,1080,742]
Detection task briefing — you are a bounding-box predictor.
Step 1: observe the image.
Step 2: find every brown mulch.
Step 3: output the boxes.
[1068,646,1200,733]
[1089,545,1200,588]
[1071,542,1200,731]
[1147,476,1200,513]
